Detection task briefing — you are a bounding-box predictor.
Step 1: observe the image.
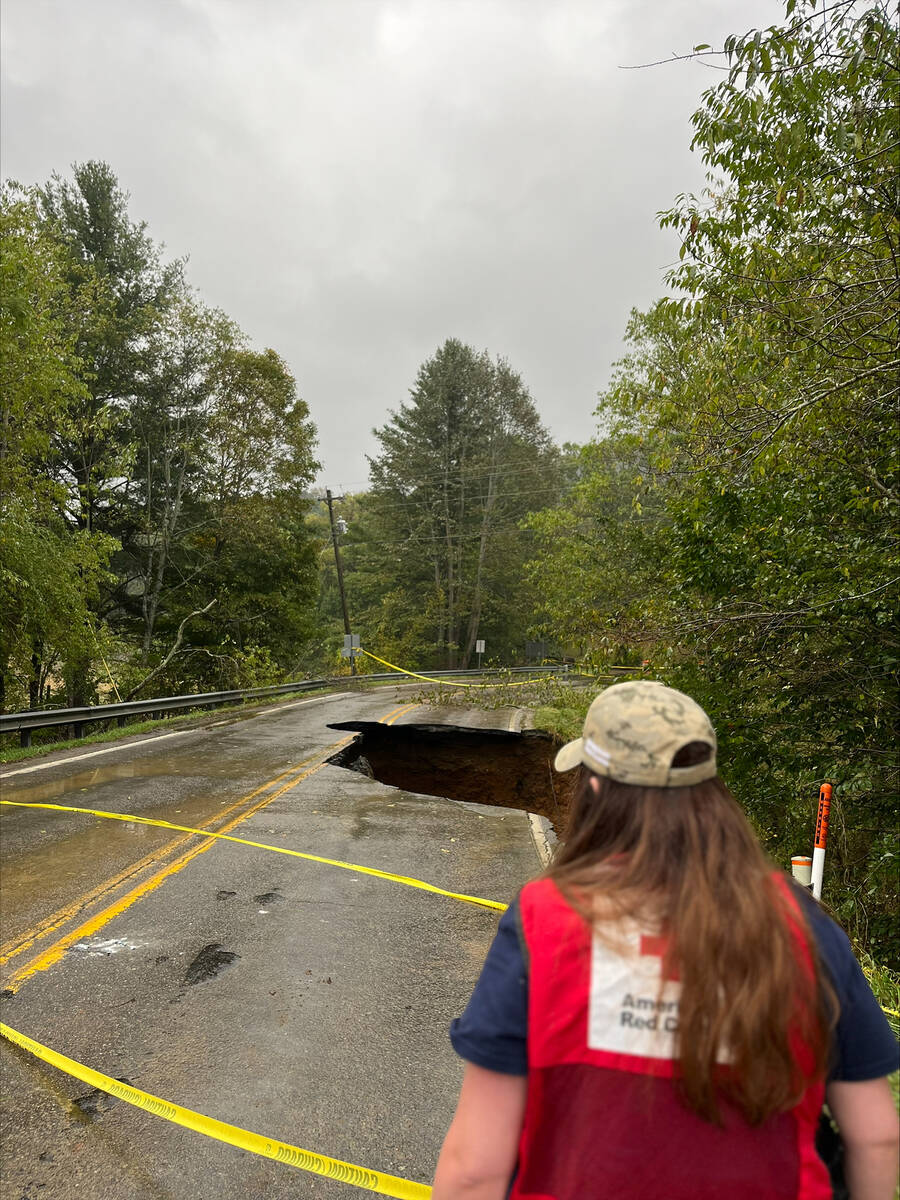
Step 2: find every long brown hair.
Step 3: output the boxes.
[550,757,835,1125]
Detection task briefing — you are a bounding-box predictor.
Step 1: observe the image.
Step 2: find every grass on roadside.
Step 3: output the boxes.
[533,698,593,743]
[416,671,600,717]
[860,952,900,1039]
[0,714,192,764]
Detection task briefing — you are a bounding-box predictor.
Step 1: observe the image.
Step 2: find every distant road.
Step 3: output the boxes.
[0,687,541,1199]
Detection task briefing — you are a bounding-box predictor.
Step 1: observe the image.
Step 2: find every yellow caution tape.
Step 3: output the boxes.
[0,1023,431,1199]
[16,800,895,1023]
[0,801,507,913]
[360,649,550,688]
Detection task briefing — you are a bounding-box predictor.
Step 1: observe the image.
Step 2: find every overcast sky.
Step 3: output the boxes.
[2,0,783,491]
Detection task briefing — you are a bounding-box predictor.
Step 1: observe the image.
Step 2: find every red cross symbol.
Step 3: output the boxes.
[639,933,680,981]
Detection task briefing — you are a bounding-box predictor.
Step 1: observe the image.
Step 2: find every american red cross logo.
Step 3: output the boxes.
[639,933,680,981]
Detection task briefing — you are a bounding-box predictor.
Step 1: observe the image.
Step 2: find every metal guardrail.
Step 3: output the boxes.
[0,665,572,747]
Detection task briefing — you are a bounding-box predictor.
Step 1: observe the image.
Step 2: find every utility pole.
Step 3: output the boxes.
[325,489,355,675]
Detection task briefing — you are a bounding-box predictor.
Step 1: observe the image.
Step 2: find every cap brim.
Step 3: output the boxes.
[553,737,584,773]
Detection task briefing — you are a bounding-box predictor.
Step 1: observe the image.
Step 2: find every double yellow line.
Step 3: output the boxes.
[0,799,507,915]
[379,703,418,726]
[0,712,487,1197]
[0,739,351,993]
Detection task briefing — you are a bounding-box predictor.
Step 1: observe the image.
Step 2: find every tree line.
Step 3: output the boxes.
[2,163,319,710]
[2,0,895,958]
[528,0,897,959]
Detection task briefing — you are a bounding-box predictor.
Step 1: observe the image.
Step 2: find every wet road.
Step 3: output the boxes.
[0,687,544,1199]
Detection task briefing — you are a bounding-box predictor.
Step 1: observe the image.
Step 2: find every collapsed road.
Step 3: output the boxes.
[0,686,558,1199]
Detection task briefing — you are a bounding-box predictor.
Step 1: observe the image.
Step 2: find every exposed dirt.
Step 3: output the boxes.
[327,722,577,833]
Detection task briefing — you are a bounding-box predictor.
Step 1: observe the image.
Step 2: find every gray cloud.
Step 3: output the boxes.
[2,0,783,491]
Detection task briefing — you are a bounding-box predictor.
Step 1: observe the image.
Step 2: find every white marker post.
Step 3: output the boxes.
[475,639,485,670]
[790,856,813,888]
[810,783,832,900]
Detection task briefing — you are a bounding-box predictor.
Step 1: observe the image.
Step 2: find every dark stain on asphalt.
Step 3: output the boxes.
[253,888,284,905]
[183,943,240,985]
[216,889,237,900]
[70,1077,132,1122]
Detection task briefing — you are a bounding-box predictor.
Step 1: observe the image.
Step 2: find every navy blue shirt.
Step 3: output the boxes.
[451,886,899,1082]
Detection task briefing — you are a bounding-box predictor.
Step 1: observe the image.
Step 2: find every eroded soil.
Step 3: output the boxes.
[327,722,577,832]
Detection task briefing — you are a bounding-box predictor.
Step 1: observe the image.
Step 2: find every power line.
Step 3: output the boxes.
[326,524,545,551]
[310,478,572,522]
[332,484,569,521]
[314,449,568,496]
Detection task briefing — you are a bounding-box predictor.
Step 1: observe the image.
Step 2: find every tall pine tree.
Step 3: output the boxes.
[358,340,559,667]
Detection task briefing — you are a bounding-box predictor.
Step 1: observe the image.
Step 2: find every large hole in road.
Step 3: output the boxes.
[326,721,576,832]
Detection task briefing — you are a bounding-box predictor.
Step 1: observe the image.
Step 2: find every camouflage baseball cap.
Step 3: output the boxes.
[553,680,718,786]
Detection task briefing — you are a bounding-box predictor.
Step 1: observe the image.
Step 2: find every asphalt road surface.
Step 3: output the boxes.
[0,686,546,1200]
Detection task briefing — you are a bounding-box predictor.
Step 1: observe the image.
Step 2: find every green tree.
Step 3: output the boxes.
[28,162,185,703]
[659,0,899,956]
[24,163,322,699]
[0,185,115,710]
[111,299,235,662]
[0,507,115,710]
[358,339,559,668]
[1,185,83,508]
[527,0,898,959]
[127,338,320,694]
[658,1,898,509]
[525,300,702,661]
[39,161,183,537]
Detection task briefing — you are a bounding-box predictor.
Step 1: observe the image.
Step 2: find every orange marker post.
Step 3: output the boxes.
[810,783,832,900]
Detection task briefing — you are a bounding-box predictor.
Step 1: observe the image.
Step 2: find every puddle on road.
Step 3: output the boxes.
[0,781,246,920]
[326,722,575,831]
[2,759,190,805]
[0,741,318,807]
[0,743,317,933]
[0,820,179,944]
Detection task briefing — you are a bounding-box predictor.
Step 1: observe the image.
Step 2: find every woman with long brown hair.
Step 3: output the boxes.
[432,681,898,1199]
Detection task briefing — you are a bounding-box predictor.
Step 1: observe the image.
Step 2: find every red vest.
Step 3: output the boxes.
[510,877,831,1200]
